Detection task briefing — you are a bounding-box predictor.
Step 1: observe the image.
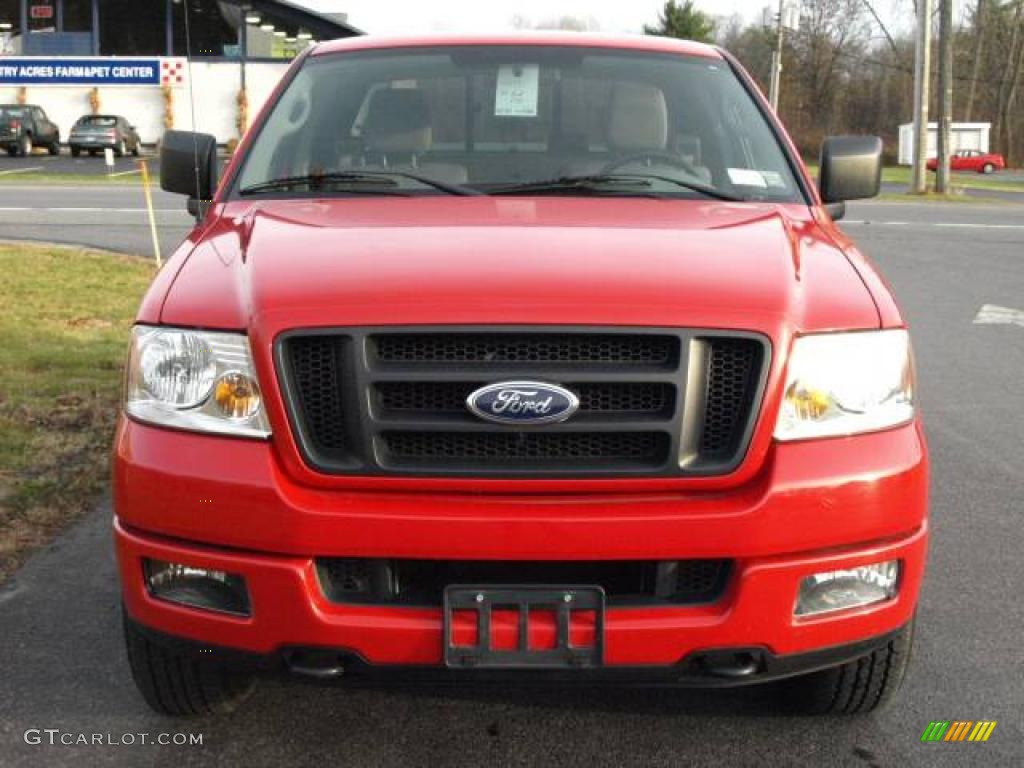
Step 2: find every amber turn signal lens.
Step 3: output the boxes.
[784,383,831,420]
[213,372,262,419]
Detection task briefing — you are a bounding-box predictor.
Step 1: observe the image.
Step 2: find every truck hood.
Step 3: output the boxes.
[158,197,880,335]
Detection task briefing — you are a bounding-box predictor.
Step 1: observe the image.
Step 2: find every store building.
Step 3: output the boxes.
[0,1,360,144]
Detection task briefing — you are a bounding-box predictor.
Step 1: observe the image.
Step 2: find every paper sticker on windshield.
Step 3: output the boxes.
[495,64,539,117]
[727,168,768,188]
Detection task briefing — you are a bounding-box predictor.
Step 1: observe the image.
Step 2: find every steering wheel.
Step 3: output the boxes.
[600,151,702,178]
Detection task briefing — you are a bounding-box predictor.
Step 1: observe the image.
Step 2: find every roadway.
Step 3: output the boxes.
[0,195,1022,767]
[0,185,189,259]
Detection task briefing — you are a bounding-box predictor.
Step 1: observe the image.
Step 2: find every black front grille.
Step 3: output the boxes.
[317,557,733,607]
[277,328,768,478]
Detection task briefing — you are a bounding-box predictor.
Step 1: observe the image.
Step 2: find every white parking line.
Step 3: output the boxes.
[842,219,1024,230]
[0,166,44,176]
[934,222,1024,229]
[974,304,1024,327]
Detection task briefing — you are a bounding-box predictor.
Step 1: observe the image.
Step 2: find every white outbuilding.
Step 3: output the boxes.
[898,122,992,165]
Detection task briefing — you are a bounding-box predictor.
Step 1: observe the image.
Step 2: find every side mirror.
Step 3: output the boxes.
[160,130,218,219]
[819,135,883,205]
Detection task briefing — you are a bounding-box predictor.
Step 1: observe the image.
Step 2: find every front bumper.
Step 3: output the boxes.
[124,612,911,687]
[114,419,928,671]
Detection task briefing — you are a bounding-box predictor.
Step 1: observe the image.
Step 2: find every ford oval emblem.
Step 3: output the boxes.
[466,381,580,425]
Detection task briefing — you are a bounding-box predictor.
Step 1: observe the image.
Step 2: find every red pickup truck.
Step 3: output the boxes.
[115,33,928,717]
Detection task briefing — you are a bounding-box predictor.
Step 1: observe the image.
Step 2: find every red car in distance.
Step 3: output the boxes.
[927,149,1006,174]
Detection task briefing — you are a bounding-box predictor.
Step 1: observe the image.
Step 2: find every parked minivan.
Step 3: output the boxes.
[116,34,928,717]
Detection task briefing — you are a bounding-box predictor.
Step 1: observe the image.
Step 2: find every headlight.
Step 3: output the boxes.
[774,329,914,441]
[126,325,271,438]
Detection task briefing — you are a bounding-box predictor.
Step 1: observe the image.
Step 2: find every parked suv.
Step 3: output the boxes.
[69,114,141,157]
[0,104,60,156]
[117,34,928,717]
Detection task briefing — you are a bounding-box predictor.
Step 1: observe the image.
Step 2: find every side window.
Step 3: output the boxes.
[34,108,47,122]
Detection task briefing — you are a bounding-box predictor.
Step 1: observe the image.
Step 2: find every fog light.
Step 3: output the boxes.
[795,560,900,617]
[144,559,251,616]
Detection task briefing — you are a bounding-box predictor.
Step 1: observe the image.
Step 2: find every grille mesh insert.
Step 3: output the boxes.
[286,336,348,453]
[316,557,732,606]
[374,333,677,366]
[382,431,667,464]
[700,339,761,456]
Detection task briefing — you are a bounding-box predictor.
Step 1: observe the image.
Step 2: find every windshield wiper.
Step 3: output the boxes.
[490,174,744,202]
[239,170,482,197]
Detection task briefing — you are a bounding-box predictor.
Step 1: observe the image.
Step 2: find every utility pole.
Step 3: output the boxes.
[936,0,954,194]
[768,0,785,111]
[768,1,800,112]
[911,0,933,194]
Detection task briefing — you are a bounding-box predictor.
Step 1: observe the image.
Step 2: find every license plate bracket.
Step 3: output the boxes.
[443,585,605,669]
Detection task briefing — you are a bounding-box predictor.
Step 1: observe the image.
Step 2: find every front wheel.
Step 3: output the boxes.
[70,146,81,157]
[123,614,256,716]
[779,618,915,715]
[982,163,995,174]
[48,141,60,156]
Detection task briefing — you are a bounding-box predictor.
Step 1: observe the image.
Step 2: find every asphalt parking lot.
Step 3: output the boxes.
[0,195,1022,767]
[0,151,160,177]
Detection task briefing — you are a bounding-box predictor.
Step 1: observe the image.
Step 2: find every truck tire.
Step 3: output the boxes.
[71,146,81,157]
[780,618,914,715]
[123,614,256,716]
[48,141,60,156]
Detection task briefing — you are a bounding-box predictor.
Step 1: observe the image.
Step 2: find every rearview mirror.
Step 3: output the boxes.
[161,130,218,219]
[819,136,883,204]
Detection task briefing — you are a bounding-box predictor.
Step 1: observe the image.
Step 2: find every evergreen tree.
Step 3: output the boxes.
[643,1,715,43]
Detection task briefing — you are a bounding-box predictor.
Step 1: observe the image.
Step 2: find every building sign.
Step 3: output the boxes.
[30,5,55,20]
[0,58,187,86]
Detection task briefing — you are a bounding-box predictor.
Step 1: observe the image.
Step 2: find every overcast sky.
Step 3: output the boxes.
[297,1,911,36]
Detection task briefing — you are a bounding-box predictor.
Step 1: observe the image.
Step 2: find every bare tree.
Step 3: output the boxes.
[964,0,986,121]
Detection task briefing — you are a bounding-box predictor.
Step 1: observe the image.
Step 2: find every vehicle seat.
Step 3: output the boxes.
[360,89,468,185]
[563,83,711,184]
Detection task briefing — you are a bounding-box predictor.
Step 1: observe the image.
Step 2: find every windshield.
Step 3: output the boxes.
[1,107,27,119]
[78,116,117,127]
[234,45,802,202]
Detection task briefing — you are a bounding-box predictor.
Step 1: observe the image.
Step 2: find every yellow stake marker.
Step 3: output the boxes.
[139,159,163,268]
